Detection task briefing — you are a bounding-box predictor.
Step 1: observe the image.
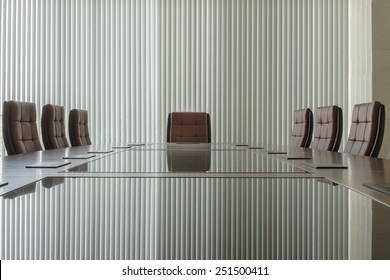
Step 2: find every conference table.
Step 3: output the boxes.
[1,143,390,260]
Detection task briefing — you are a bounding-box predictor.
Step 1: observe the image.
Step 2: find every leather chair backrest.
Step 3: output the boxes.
[167,112,211,143]
[289,108,313,148]
[310,105,342,151]
[2,100,43,155]
[41,104,69,149]
[68,109,92,146]
[344,101,385,157]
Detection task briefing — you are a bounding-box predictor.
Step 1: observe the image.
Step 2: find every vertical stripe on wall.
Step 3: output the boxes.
[0,0,349,155]
[348,0,372,114]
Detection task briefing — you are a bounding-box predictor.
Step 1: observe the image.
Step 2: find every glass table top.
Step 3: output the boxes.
[65,146,306,173]
[1,177,388,260]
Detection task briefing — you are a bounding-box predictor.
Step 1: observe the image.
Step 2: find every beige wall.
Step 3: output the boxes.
[372,0,390,158]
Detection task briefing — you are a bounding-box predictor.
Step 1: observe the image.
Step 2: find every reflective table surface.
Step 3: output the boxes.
[2,143,390,260]
[1,177,389,260]
[66,144,305,173]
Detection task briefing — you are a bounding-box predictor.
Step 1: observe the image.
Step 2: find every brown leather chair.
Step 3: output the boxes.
[344,101,385,157]
[289,108,313,148]
[167,112,211,143]
[310,105,342,151]
[41,104,69,149]
[2,100,43,155]
[68,109,92,146]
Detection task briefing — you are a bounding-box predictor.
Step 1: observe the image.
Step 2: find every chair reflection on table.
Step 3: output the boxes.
[3,183,37,199]
[166,149,211,172]
[68,162,89,172]
[2,178,66,199]
[42,177,65,189]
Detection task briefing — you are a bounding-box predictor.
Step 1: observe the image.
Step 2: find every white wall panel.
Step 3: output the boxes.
[0,0,349,155]
[348,0,372,109]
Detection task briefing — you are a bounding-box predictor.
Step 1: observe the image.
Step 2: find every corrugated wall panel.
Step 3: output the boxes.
[348,0,372,110]
[0,0,349,155]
